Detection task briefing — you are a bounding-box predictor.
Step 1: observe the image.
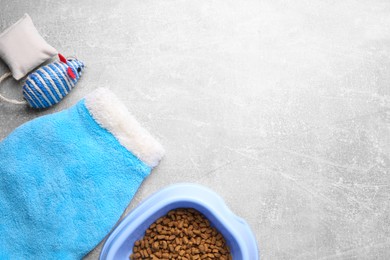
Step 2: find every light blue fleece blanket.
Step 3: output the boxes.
[0,88,164,259]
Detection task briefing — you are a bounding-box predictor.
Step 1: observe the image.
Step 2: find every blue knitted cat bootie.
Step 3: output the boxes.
[0,88,165,259]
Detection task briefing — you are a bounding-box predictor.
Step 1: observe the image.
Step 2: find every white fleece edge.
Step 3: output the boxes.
[84,88,165,168]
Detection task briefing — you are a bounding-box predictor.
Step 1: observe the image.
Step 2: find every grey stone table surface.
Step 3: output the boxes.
[1,0,389,259]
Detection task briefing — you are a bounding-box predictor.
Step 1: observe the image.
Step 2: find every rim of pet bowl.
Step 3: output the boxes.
[99,183,259,260]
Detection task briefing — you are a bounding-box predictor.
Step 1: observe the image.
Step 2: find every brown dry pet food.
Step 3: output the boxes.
[130,208,232,260]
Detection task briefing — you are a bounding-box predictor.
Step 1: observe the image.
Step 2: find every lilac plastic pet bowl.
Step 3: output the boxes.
[99,183,259,260]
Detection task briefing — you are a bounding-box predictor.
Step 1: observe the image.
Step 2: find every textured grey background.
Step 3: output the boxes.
[1,0,390,259]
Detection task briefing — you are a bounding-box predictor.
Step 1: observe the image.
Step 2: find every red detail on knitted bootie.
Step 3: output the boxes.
[67,67,76,79]
[58,53,67,64]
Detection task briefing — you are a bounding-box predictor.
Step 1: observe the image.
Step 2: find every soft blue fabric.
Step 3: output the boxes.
[0,99,152,259]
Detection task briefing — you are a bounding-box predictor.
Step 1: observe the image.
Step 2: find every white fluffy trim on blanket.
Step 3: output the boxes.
[84,88,165,167]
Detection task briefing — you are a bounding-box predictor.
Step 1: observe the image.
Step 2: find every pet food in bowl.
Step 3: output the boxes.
[100,183,259,260]
[130,208,232,260]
